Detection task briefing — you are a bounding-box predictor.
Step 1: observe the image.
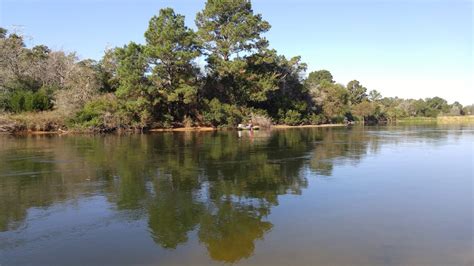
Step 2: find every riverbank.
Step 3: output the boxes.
[397,115,474,124]
[272,124,346,129]
[1,113,473,134]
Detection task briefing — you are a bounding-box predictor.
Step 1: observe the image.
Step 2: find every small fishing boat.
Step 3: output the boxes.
[237,124,260,130]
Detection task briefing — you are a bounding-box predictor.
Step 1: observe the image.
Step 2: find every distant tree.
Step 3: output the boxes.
[0,32,29,90]
[425,97,448,116]
[346,80,367,105]
[253,51,307,120]
[54,59,101,115]
[304,70,334,88]
[408,97,449,117]
[0,33,80,112]
[93,48,121,93]
[0,27,7,39]
[413,99,428,116]
[368,90,382,102]
[311,80,348,121]
[352,100,375,123]
[304,70,337,120]
[449,101,463,116]
[462,104,474,115]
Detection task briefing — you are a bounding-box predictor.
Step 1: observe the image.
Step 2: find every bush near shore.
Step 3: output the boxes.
[0,112,66,133]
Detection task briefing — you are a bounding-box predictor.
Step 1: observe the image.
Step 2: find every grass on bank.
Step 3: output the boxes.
[0,111,67,133]
[397,115,474,124]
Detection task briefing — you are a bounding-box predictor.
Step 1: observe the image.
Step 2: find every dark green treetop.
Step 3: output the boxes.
[196,0,271,62]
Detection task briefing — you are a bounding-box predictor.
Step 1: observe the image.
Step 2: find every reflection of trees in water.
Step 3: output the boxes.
[148,177,203,249]
[0,135,105,232]
[309,127,378,176]
[0,125,463,262]
[199,200,273,263]
[144,131,302,262]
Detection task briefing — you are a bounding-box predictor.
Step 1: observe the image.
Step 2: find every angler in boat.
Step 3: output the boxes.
[237,121,260,130]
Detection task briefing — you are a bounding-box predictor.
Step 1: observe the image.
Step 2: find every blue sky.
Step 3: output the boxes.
[1,0,472,104]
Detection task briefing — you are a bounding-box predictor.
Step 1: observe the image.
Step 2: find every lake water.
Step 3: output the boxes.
[0,125,472,265]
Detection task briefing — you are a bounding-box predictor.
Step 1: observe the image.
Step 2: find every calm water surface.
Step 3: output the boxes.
[0,125,473,265]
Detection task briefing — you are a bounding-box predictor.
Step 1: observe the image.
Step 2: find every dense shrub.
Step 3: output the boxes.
[330,115,346,123]
[282,110,302,126]
[3,86,54,113]
[309,113,326,125]
[8,91,30,112]
[73,94,120,130]
[203,98,243,127]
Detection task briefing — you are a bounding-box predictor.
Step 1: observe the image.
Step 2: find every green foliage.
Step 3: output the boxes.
[97,48,120,93]
[5,86,53,113]
[8,91,30,113]
[114,42,152,127]
[196,0,270,62]
[282,110,302,126]
[306,70,351,122]
[462,104,474,115]
[252,52,308,119]
[346,80,367,105]
[351,100,375,121]
[403,97,449,118]
[145,8,201,123]
[425,97,449,116]
[32,87,53,111]
[203,98,243,127]
[73,94,120,129]
[305,70,334,88]
[0,27,7,39]
[368,90,382,102]
[309,113,326,125]
[314,81,349,121]
[196,0,274,107]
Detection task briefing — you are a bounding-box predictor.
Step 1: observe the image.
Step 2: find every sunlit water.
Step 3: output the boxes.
[0,125,472,265]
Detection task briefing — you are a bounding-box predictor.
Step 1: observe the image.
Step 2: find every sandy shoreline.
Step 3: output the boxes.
[0,123,348,134]
[138,123,347,132]
[3,116,472,134]
[271,124,346,129]
[148,127,217,132]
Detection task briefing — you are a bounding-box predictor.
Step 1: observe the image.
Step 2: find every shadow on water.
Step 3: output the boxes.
[0,124,471,263]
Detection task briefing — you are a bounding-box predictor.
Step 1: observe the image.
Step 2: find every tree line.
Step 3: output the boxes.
[0,0,471,131]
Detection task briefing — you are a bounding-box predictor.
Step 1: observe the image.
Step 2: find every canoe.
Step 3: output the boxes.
[237,126,260,131]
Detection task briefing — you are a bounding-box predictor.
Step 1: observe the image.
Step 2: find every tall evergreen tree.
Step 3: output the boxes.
[196,0,271,105]
[196,0,270,63]
[145,8,201,123]
[115,42,152,127]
